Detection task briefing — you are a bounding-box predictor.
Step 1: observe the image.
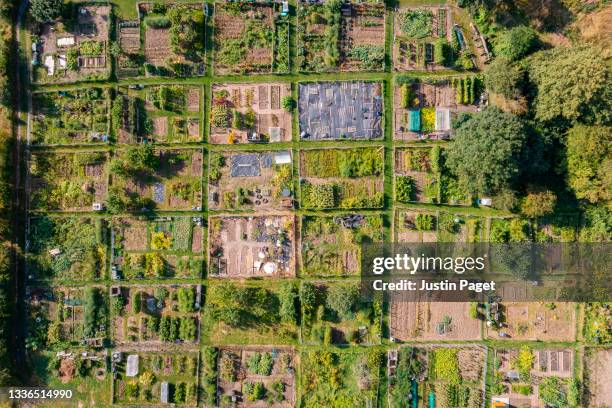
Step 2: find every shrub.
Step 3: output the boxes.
[395,176,416,203]
[494,26,539,62]
[243,382,266,401]
[301,183,336,208]
[415,214,434,231]
[281,96,294,111]
[177,287,195,312]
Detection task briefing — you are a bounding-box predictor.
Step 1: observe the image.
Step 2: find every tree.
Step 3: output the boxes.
[281,96,294,112]
[484,58,523,98]
[445,107,529,195]
[494,26,540,61]
[30,0,63,23]
[566,125,611,205]
[325,284,359,320]
[521,187,556,218]
[529,46,611,124]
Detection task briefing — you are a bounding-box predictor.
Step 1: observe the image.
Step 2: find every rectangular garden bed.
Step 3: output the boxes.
[109,146,203,211]
[209,82,292,144]
[208,150,294,210]
[299,147,384,209]
[110,216,204,280]
[297,2,385,72]
[298,81,383,140]
[300,214,383,276]
[208,214,296,278]
[116,3,206,78]
[32,88,111,145]
[114,85,203,144]
[110,284,201,345]
[32,5,111,84]
[202,280,300,344]
[28,151,109,211]
[112,350,200,406]
[217,346,296,407]
[27,217,109,282]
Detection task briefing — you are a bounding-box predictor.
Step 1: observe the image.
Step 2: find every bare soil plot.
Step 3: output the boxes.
[209,214,296,278]
[33,5,111,84]
[115,85,203,144]
[297,3,385,72]
[210,83,292,144]
[110,216,204,280]
[585,348,612,408]
[208,150,294,210]
[110,147,203,211]
[214,2,275,74]
[110,284,201,345]
[217,347,296,407]
[487,302,576,341]
[390,299,481,341]
[28,151,109,211]
[301,214,383,276]
[32,88,111,145]
[394,79,478,141]
[298,81,383,140]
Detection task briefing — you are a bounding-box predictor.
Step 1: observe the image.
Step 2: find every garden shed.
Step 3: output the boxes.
[409,110,420,132]
[435,108,450,131]
[160,381,169,403]
[274,151,292,165]
[126,354,139,377]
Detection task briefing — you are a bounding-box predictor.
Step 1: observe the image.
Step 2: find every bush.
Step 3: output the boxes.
[434,38,448,65]
[243,382,266,401]
[281,96,294,111]
[494,26,539,62]
[326,284,359,320]
[395,176,415,203]
[415,214,434,231]
[302,183,336,208]
[521,188,556,218]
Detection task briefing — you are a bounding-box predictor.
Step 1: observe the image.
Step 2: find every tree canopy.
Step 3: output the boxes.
[29,0,63,23]
[445,107,529,196]
[529,46,611,124]
[484,57,524,98]
[566,125,611,206]
[494,26,540,61]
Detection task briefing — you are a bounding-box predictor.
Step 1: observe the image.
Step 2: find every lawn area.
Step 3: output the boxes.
[202,280,300,345]
[30,350,111,408]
